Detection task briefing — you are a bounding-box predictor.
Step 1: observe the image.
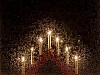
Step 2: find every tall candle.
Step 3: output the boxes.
[65,46,69,64]
[74,55,78,75]
[56,37,60,55]
[48,34,50,49]
[39,37,43,55]
[22,56,25,75]
[50,34,51,49]
[31,47,34,64]
[47,31,52,49]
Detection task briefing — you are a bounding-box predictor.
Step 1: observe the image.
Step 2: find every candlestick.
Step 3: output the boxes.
[22,56,25,75]
[31,47,34,64]
[56,37,60,55]
[74,55,78,75]
[39,37,43,55]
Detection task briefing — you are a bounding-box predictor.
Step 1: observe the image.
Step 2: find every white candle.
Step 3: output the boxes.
[65,46,69,65]
[56,37,60,55]
[31,47,34,64]
[74,55,78,75]
[22,56,25,75]
[39,37,43,55]
[50,35,51,49]
[48,35,49,49]
[47,31,52,49]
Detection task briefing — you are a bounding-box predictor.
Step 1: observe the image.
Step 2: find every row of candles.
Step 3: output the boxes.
[21,30,79,75]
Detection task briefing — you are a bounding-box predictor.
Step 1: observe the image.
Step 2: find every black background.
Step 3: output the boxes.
[1,0,100,75]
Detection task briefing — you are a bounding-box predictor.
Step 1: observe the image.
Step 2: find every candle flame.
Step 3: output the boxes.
[47,30,52,35]
[39,37,43,43]
[22,56,25,62]
[74,55,78,60]
[56,37,59,42]
[31,47,34,51]
[65,46,68,52]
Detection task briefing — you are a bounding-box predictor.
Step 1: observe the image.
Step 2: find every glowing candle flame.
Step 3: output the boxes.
[56,37,59,42]
[22,56,25,62]
[31,47,34,51]
[65,46,68,52]
[47,30,52,35]
[75,55,78,60]
[39,37,43,43]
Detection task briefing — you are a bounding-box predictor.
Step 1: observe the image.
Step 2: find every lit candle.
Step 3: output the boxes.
[31,47,34,64]
[56,37,60,55]
[48,34,49,49]
[47,30,52,49]
[74,55,78,75]
[39,37,43,55]
[50,34,51,49]
[65,46,69,65]
[22,56,25,75]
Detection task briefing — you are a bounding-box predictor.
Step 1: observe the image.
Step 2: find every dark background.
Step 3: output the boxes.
[1,0,100,75]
